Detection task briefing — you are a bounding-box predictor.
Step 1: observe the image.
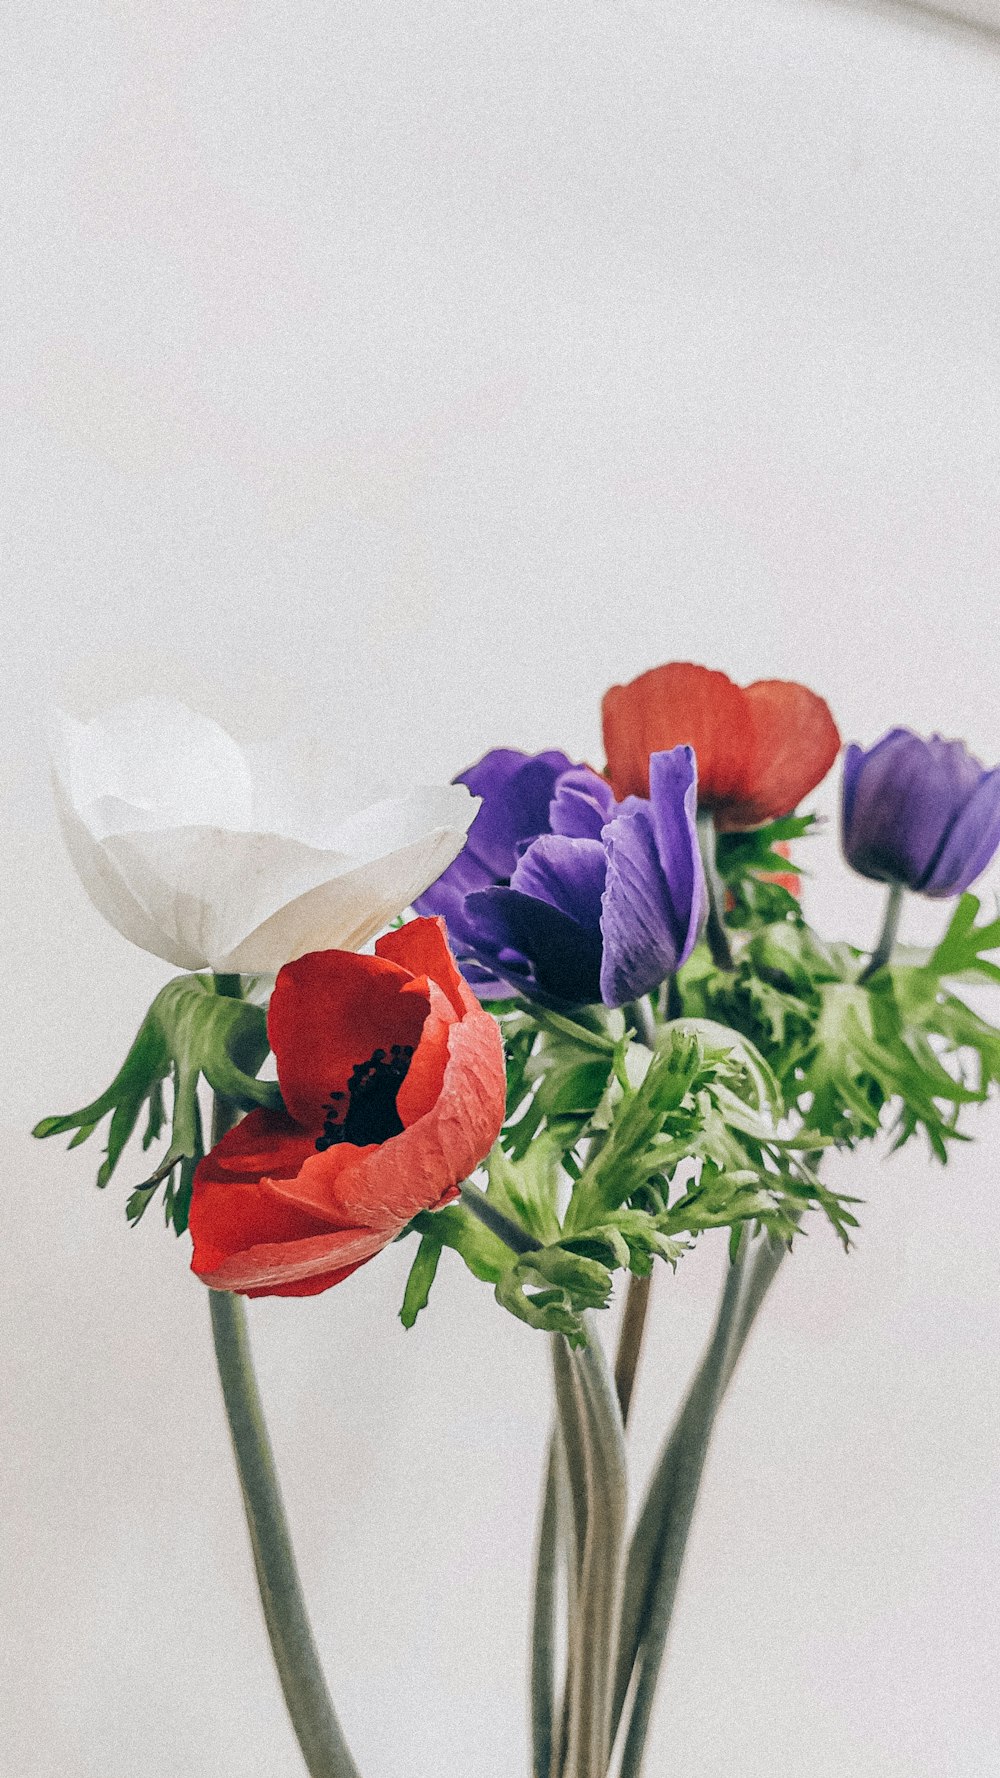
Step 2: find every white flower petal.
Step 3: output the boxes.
[217,820,477,972]
[324,785,480,862]
[50,696,479,970]
[97,826,354,972]
[52,699,254,838]
[52,777,198,966]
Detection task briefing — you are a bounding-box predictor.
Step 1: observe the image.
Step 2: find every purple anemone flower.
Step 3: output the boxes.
[842,728,1000,898]
[414,746,706,1009]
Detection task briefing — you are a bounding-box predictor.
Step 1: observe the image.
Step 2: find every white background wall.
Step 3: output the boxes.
[3,2,1000,1773]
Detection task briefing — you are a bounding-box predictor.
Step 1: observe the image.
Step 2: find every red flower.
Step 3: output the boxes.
[602,662,840,832]
[189,918,506,1298]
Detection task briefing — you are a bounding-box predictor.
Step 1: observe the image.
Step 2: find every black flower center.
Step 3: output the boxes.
[314,1044,415,1151]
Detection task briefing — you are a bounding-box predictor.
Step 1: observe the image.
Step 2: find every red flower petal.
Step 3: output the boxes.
[393,979,456,1127]
[375,914,476,1017]
[188,1108,338,1281]
[602,661,840,829]
[716,679,840,831]
[188,920,507,1299]
[602,663,747,803]
[268,950,430,1132]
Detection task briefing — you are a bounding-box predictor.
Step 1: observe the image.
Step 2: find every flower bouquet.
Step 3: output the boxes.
[36,662,1000,1777]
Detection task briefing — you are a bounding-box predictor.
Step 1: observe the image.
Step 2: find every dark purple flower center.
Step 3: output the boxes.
[315,1044,414,1150]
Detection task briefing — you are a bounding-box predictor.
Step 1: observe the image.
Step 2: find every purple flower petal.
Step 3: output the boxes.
[842,730,977,889]
[549,768,617,841]
[414,745,574,951]
[465,886,603,1005]
[510,833,607,929]
[647,747,705,966]
[460,748,573,878]
[841,729,995,893]
[841,740,868,835]
[600,804,677,1007]
[599,746,704,1008]
[923,765,1000,896]
[413,842,501,951]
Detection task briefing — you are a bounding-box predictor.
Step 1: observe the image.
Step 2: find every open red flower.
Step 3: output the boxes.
[602,662,840,832]
[189,918,506,1298]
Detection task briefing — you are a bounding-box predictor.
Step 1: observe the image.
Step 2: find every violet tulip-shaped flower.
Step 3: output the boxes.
[415,746,706,1008]
[842,728,1000,898]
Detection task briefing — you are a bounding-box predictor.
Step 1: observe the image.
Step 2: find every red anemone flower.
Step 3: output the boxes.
[189,918,506,1298]
[602,662,840,832]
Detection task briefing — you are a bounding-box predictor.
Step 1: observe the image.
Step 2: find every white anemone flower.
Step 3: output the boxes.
[51,696,478,974]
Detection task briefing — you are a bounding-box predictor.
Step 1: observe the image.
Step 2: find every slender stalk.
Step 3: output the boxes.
[212,972,243,999]
[550,1344,587,1778]
[663,975,683,1022]
[206,985,362,1778]
[858,882,905,983]
[531,1441,560,1778]
[459,1179,538,1253]
[209,1292,363,1778]
[722,1227,790,1389]
[624,998,658,1050]
[614,1233,748,1777]
[551,1328,628,1778]
[614,1272,652,1427]
[697,812,735,973]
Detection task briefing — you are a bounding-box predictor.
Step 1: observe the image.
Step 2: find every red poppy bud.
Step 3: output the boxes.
[602,662,840,832]
[189,918,506,1298]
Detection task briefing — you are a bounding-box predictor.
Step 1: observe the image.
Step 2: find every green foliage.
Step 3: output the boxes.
[715,813,817,930]
[34,975,279,1234]
[678,892,1000,1158]
[399,1017,857,1338]
[399,888,1000,1339]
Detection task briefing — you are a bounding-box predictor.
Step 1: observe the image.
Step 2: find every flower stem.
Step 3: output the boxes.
[459,1179,538,1253]
[206,1015,362,1778]
[609,1224,797,1768]
[613,1232,749,1777]
[859,881,905,983]
[209,1291,363,1778]
[624,998,658,1050]
[530,1440,560,1778]
[552,1328,628,1778]
[697,813,735,973]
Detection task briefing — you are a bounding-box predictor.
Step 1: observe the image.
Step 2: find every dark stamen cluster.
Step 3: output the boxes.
[315,1043,415,1151]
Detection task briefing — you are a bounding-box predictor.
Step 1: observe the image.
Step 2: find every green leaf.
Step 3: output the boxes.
[35,973,281,1225]
[926,893,1000,983]
[400,1232,444,1328]
[409,1202,511,1286]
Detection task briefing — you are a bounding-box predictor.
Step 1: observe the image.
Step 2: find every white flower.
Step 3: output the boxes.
[51,696,478,973]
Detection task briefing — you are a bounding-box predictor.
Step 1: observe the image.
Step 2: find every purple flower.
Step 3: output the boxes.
[415,746,706,1008]
[842,728,1000,898]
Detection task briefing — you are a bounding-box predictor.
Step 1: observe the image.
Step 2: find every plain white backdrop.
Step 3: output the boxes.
[3,2,1000,1773]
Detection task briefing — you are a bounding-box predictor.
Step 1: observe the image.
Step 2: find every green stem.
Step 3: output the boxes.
[609,1223,796,1766]
[858,882,905,984]
[459,1180,538,1254]
[612,1230,751,1771]
[212,972,243,999]
[697,812,735,973]
[531,1440,560,1778]
[663,975,683,1022]
[624,998,658,1050]
[552,1327,628,1778]
[206,1011,362,1778]
[209,1291,363,1778]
